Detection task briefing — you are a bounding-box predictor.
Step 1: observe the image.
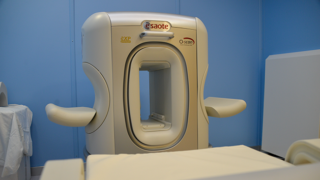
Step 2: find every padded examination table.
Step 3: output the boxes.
[86,145,291,180]
[41,139,320,180]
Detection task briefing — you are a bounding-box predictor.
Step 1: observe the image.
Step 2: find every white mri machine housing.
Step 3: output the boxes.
[45,12,246,155]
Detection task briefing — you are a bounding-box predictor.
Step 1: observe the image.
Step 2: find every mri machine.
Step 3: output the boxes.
[43,12,320,179]
[45,12,247,154]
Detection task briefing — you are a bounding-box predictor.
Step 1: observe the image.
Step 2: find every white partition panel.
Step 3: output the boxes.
[262,49,320,157]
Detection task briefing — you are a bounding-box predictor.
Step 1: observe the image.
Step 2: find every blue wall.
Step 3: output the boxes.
[260,0,320,142]
[263,0,320,59]
[181,0,261,147]
[0,0,75,167]
[1,0,318,167]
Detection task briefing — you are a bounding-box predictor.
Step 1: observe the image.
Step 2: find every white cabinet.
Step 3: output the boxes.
[262,49,320,158]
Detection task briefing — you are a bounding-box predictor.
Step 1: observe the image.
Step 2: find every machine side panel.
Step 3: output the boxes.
[196,17,209,149]
[111,27,143,154]
[81,12,115,154]
[169,27,198,152]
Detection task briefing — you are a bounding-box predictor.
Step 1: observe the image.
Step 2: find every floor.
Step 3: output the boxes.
[31,176,40,180]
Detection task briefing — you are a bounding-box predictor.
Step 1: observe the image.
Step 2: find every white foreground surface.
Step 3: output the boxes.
[40,139,320,180]
[41,159,84,180]
[86,145,291,180]
[206,162,320,180]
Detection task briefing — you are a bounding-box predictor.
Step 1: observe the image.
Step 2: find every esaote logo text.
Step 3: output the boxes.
[142,21,171,32]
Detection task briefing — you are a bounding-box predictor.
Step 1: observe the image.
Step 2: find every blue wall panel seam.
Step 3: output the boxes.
[69,0,79,158]
[257,0,263,145]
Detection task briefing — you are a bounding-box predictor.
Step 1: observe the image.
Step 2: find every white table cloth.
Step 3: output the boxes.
[0,105,32,178]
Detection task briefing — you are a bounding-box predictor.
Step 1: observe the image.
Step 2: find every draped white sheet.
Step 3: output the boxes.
[0,105,32,178]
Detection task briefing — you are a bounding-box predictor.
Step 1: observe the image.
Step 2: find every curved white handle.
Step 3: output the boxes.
[45,103,96,127]
[140,31,174,39]
[286,139,320,165]
[204,97,246,118]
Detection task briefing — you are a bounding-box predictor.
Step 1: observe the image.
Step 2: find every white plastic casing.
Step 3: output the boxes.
[81,12,115,154]
[45,104,96,127]
[196,17,209,149]
[81,12,207,154]
[204,97,247,118]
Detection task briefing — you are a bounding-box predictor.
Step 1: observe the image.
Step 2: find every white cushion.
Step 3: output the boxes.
[86,145,291,180]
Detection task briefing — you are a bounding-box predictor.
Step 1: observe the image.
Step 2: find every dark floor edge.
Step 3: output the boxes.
[249,145,285,160]
[31,166,43,176]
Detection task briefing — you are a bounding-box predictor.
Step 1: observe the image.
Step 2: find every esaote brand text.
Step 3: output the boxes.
[142,21,171,32]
